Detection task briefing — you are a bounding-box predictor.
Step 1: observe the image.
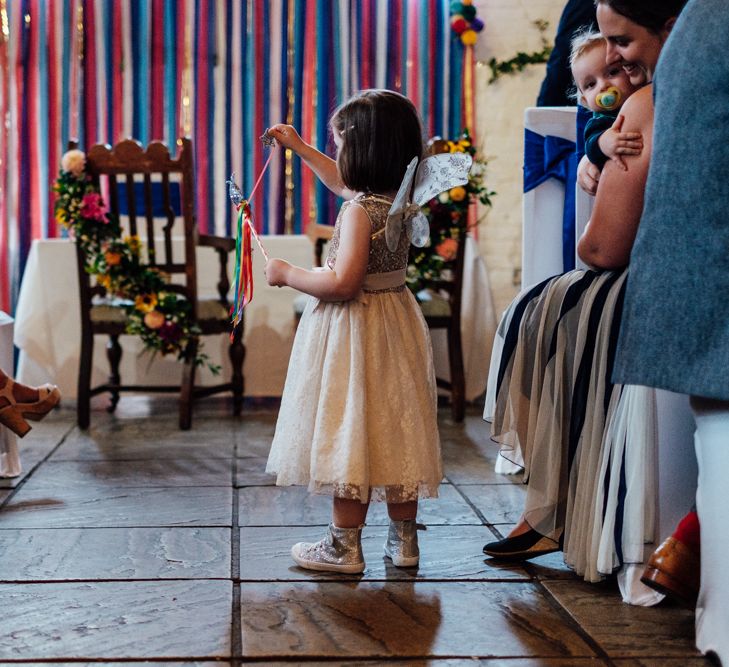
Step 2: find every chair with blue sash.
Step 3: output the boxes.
[73,138,244,430]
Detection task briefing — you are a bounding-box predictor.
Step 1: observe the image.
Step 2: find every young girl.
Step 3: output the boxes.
[264,89,450,574]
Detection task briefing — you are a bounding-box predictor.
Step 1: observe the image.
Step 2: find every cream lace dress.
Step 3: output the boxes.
[266,193,442,503]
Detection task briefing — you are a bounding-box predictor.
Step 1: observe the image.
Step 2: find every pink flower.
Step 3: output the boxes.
[61,149,86,178]
[80,193,108,222]
[435,238,458,261]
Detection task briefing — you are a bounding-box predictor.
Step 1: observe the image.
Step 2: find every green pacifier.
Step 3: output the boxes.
[596,86,622,111]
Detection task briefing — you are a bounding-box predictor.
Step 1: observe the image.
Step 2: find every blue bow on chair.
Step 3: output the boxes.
[523,108,590,272]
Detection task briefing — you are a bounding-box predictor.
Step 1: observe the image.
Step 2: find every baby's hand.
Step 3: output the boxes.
[265,258,291,288]
[266,124,306,154]
[598,114,643,171]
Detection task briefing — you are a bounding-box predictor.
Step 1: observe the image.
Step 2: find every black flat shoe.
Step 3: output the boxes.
[483,528,560,560]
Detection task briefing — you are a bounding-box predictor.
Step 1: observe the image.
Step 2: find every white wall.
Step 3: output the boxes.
[472,0,569,314]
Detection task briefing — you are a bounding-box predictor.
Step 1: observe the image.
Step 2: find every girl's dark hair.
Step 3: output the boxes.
[331,89,424,194]
[595,0,688,33]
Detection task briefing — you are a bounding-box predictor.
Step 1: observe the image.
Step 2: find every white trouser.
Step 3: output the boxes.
[692,397,729,665]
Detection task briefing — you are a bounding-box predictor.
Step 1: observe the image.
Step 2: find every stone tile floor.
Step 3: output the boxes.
[0,397,713,665]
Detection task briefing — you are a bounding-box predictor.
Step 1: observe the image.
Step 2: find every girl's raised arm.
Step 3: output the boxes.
[267,124,358,200]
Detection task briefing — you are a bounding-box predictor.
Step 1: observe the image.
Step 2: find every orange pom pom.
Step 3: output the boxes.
[461,29,478,46]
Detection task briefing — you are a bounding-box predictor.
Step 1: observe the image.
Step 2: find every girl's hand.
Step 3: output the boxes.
[266,124,307,154]
[577,154,601,196]
[265,258,291,288]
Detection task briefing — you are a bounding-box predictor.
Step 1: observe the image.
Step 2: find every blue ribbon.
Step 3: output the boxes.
[523,108,590,272]
[523,129,577,271]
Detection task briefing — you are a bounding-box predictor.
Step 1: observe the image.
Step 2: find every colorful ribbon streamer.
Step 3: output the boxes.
[229,150,274,334]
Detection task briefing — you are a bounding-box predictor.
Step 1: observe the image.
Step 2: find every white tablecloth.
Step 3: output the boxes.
[0,311,21,477]
[15,236,495,402]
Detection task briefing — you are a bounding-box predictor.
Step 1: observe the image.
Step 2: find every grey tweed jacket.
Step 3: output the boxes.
[613,0,729,400]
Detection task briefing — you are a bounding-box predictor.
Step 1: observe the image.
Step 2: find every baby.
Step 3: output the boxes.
[570,30,646,170]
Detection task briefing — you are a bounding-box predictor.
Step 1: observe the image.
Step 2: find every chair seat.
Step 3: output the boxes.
[198,298,230,322]
[90,303,129,325]
[417,290,451,318]
[91,298,229,326]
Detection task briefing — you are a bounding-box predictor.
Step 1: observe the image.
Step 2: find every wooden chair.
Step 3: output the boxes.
[74,138,244,430]
[417,221,467,422]
[293,223,334,323]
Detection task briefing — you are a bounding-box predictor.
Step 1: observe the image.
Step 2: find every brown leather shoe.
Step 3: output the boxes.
[641,536,700,607]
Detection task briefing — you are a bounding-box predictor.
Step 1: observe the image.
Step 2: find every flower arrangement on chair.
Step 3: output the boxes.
[53,149,217,371]
[406,130,494,295]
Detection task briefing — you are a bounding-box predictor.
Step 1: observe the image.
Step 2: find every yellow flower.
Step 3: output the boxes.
[449,186,467,202]
[124,235,142,255]
[97,274,112,291]
[55,209,67,226]
[135,293,158,313]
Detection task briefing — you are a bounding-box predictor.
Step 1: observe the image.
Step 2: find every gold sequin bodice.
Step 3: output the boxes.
[325,193,410,275]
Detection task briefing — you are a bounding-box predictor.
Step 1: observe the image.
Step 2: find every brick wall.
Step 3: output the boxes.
[471,0,568,314]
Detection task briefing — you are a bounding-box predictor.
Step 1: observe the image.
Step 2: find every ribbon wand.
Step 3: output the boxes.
[227,131,276,332]
[227,176,269,261]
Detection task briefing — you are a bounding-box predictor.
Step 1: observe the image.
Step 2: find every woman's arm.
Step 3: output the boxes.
[267,124,358,200]
[577,86,654,270]
[265,203,370,301]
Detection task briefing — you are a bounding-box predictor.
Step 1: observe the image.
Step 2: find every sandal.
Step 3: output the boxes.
[0,377,61,437]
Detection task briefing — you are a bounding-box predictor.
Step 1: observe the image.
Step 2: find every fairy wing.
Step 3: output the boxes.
[412,152,472,205]
[385,156,419,252]
[385,152,473,250]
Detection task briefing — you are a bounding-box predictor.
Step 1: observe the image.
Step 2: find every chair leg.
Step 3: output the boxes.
[448,325,466,422]
[179,339,197,430]
[229,326,245,416]
[77,330,93,429]
[106,334,122,413]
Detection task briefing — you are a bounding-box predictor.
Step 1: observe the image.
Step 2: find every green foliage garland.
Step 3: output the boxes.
[487,20,552,84]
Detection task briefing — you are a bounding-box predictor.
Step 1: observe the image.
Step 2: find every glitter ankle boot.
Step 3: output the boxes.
[384,519,420,567]
[291,523,365,573]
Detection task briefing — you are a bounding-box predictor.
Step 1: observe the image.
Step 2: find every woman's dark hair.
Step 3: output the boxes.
[331,89,424,194]
[595,0,688,33]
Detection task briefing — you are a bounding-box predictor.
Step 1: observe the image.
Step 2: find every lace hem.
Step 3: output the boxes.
[308,480,440,503]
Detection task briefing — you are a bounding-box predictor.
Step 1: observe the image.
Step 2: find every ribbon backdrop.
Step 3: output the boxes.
[0,0,477,314]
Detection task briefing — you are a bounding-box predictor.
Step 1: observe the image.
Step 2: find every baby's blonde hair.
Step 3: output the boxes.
[569,28,605,69]
[569,29,606,102]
